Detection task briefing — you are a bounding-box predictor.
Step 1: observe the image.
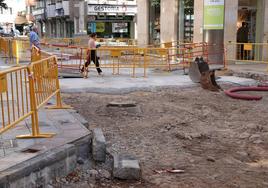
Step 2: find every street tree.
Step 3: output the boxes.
[0,0,7,9]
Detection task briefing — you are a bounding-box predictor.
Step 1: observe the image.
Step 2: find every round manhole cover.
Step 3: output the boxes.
[107,101,137,108]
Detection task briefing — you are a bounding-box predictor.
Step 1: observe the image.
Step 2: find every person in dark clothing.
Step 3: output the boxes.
[237,22,249,59]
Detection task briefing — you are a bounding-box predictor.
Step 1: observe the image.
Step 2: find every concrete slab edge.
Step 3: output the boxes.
[61,85,198,95]
[0,134,92,188]
[230,70,268,81]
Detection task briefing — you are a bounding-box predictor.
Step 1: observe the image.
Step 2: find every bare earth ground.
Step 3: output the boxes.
[62,85,268,188]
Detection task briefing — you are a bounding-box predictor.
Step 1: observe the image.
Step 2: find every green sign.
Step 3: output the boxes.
[96,23,105,33]
[204,0,225,30]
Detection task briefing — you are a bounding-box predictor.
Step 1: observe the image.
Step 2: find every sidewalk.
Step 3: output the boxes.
[228,63,268,81]
[59,68,258,94]
[0,56,91,187]
[0,102,90,186]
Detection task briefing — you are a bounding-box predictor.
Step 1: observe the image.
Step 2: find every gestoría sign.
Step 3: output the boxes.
[88,4,137,14]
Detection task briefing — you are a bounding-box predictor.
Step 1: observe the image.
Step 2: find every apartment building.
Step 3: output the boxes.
[32,0,75,38]
[31,0,138,38]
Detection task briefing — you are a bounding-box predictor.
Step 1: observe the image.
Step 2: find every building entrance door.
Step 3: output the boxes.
[237,0,265,60]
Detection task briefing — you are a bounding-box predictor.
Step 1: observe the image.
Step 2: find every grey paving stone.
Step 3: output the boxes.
[113,154,141,180]
[92,128,106,162]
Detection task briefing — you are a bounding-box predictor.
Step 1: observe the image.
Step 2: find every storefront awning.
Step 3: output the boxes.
[15,16,29,25]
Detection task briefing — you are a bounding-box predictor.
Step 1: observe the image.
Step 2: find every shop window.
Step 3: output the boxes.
[149,0,160,45]
[178,0,194,43]
[87,21,131,38]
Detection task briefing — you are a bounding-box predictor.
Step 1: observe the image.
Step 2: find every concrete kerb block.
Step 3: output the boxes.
[0,144,77,187]
[113,154,141,180]
[92,128,106,162]
[68,110,89,128]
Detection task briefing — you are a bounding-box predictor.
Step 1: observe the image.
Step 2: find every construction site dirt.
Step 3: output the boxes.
[62,85,268,188]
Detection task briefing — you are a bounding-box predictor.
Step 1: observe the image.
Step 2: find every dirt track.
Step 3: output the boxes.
[63,85,268,188]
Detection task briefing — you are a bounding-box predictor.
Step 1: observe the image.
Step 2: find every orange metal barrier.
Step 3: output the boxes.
[0,47,69,138]
[55,46,184,77]
[0,37,31,64]
[0,37,12,58]
[41,37,137,47]
[39,41,224,77]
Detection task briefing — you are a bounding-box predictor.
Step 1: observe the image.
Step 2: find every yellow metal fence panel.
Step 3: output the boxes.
[0,46,69,138]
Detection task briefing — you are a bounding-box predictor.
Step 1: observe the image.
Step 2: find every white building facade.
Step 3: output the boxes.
[0,0,26,32]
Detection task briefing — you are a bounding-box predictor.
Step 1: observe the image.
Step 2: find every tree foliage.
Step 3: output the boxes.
[0,0,7,9]
[150,0,160,7]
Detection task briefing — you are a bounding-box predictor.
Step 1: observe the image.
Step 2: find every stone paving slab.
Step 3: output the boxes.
[59,69,258,94]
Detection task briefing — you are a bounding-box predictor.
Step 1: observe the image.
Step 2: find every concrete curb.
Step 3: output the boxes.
[92,128,106,162]
[0,133,92,188]
[0,144,76,188]
[230,70,268,81]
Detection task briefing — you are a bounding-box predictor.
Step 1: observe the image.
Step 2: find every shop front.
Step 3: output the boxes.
[87,4,137,39]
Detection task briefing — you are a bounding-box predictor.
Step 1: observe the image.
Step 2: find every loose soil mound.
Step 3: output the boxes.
[63,86,268,188]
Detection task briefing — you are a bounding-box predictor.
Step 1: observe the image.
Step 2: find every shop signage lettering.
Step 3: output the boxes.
[88,4,137,14]
[94,5,120,12]
[203,0,225,30]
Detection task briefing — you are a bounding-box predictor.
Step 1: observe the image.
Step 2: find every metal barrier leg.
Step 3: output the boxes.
[16,70,56,138]
[46,57,72,109]
[46,91,72,110]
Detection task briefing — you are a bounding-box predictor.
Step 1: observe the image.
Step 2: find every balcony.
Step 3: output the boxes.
[62,0,70,16]
[32,8,44,16]
[47,4,56,18]
[56,2,63,9]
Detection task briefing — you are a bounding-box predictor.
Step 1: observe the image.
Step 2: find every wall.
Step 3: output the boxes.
[224,0,239,60]
[160,0,178,43]
[263,0,268,60]
[137,0,149,46]
[193,0,204,43]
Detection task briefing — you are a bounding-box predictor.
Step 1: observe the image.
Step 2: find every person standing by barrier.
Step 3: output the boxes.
[81,33,103,77]
[29,26,40,49]
[237,22,249,60]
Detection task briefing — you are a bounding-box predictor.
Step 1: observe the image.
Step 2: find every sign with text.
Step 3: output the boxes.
[88,4,137,14]
[204,0,225,30]
[112,23,128,33]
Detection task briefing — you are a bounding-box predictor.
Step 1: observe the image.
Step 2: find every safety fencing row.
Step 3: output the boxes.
[226,42,268,71]
[41,37,138,47]
[0,37,228,76]
[39,41,225,77]
[0,37,31,64]
[0,46,69,138]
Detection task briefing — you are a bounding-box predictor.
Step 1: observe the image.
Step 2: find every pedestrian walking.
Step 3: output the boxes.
[29,26,40,49]
[81,33,103,78]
